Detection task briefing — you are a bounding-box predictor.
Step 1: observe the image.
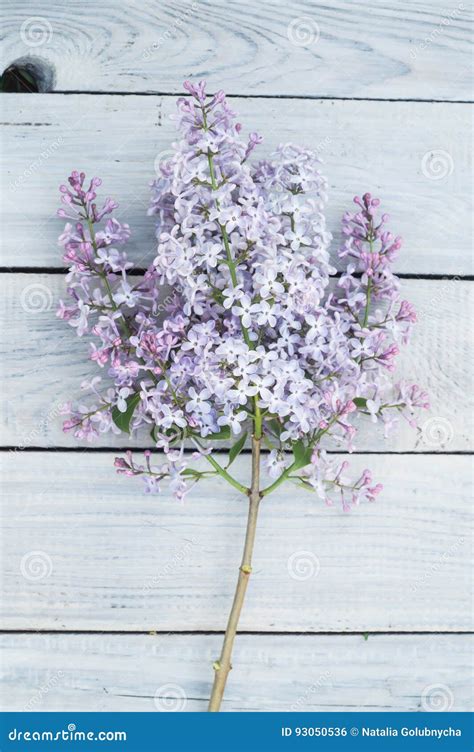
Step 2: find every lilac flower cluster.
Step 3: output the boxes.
[57,80,428,507]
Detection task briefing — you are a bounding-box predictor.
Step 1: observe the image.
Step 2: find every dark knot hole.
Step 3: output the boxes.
[1,57,55,92]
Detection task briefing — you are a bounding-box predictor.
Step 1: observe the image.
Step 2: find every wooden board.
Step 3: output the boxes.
[1,275,472,451]
[0,96,471,273]
[0,1,472,100]
[1,633,472,712]
[1,452,471,632]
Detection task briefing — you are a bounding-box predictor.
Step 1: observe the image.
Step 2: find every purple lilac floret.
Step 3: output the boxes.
[56,80,429,507]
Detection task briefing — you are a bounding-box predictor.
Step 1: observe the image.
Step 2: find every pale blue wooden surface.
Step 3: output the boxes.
[0,0,472,712]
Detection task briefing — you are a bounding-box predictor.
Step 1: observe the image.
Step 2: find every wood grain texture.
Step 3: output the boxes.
[0,1,472,100]
[1,452,471,632]
[1,0,472,717]
[1,275,471,451]
[1,633,472,711]
[1,95,471,273]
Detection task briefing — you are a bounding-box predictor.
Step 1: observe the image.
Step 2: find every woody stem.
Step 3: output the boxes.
[207,435,261,711]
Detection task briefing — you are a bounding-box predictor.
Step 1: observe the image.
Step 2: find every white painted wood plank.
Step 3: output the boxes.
[1,633,472,711]
[1,96,471,273]
[1,275,472,451]
[1,453,471,631]
[0,1,471,100]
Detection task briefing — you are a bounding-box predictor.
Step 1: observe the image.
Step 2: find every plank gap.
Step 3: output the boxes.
[1,267,473,281]
[2,629,473,636]
[29,90,474,105]
[2,447,473,456]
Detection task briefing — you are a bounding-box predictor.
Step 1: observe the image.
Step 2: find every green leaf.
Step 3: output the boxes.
[292,439,313,470]
[206,426,231,440]
[227,431,248,466]
[353,397,368,409]
[181,468,204,478]
[268,418,282,437]
[112,392,141,433]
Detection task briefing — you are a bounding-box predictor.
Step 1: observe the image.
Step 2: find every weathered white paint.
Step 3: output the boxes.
[1,633,472,711]
[1,0,472,714]
[1,275,471,450]
[0,96,471,272]
[1,452,471,631]
[0,1,471,100]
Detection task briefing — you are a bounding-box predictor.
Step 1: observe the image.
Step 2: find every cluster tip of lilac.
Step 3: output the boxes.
[57,80,429,507]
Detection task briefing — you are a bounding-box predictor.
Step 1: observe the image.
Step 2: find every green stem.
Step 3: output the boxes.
[253,402,263,440]
[362,236,374,328]
[84,216,163,389]
[191,438,248,495]
[363,277,372,327]
[203,117,252,349]
[86,217,133,339]
[261,459,298,497]
[260,415,341,497]
[219,222,239,287]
